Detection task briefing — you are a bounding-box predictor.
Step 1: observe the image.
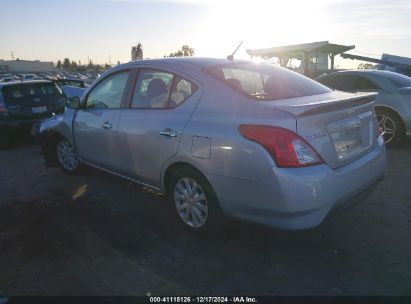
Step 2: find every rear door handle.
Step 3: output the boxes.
[101,121,112,129]
[160,128,178,137]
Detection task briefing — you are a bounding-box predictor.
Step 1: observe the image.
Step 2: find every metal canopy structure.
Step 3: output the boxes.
[247,41,355,77]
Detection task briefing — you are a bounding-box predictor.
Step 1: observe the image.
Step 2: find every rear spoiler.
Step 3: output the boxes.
[274,92,377,117]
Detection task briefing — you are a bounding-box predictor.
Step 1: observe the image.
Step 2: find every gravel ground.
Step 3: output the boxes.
[0,139,410,296]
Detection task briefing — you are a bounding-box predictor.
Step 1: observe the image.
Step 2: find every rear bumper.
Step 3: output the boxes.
[207,136,386,230]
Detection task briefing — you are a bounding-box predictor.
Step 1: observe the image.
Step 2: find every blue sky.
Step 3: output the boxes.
[1,0,411,68]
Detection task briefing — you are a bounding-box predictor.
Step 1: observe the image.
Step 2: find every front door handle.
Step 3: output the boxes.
[101,121,112,129]
[160,128,178,137]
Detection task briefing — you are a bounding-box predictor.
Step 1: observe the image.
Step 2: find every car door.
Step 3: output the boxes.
[115,68,202,187]
[74,70,131,170]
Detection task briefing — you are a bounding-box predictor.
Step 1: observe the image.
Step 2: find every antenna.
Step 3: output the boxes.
[227,41,243,61]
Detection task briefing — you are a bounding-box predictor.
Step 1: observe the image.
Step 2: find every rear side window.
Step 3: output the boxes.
[206,63,331,101]
[170,76,197,108]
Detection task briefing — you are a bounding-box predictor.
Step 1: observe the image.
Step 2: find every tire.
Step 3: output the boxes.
[376,108,405,147]
[168,166,225,235]
[55,137,83,174]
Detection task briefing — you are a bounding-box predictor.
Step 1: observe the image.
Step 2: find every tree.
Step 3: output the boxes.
[56,60,62,69]
[167,45,195,57]
[87,60,93,70]
[63,58,71,70]
[71,61,78,70]
[358,63,377,70]
[182,45,194,56]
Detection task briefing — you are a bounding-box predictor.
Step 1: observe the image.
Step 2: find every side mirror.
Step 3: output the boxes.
[66,96,81,109]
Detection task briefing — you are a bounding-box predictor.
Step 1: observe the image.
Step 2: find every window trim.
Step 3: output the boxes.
[82,69,132,110]
[124,67,199,110]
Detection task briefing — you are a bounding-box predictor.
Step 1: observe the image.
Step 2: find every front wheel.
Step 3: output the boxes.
[56,138,82,174]
[168,167,225,235]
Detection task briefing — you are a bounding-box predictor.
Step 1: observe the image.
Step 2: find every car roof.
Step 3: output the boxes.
[323,69,405,78]
[0,80,52,89]
[119,57,251,70]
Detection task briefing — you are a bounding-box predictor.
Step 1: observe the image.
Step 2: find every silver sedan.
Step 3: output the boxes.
[33,58,386,234]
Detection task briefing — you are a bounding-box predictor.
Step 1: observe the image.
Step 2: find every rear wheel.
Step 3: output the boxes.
[168,167,225,235]
[56,138,82,173]
[376,108,405,147]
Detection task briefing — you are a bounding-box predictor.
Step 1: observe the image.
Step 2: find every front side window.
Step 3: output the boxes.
[206,63,331,101]
[131,69,197,108]
[86,71,129,109]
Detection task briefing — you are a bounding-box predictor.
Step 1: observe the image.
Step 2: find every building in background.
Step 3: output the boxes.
[131,43,143,61]
[0,59,54,73]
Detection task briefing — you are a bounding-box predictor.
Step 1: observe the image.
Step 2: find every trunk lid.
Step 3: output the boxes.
[261,91,378,169]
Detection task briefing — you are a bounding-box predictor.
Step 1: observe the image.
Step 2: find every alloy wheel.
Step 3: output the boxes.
[56,139,79,171]
[377,113,396,144]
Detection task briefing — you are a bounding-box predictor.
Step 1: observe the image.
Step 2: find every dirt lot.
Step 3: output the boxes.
[0,138,410,296]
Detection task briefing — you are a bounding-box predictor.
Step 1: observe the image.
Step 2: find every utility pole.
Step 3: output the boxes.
[11,51,14,60]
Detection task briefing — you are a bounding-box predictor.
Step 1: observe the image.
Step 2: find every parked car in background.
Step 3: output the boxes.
[317,70,411,146]
[0,80,66,148]
[52,78,89,89]
[1,74,20,83]
[51,79,89,99]
[33,58,386,234]
[18,74,37,81]
[1,76,18,83]
[61,85,87,99]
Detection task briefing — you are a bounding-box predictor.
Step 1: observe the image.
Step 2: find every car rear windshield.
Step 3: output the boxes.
[205,62,331,101]
[2,83,61,103]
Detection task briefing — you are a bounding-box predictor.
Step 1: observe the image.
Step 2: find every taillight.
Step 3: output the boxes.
[238,125,323,168]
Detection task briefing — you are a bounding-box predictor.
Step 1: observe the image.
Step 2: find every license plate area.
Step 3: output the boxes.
[331,128,363,160]
[32,106,47,113]
[327,112,373,162]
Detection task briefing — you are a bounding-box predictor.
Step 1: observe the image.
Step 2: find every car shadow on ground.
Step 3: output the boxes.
[0,129,36,150]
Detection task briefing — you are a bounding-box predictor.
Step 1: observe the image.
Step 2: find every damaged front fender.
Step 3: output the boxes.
[31,111,76,169]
